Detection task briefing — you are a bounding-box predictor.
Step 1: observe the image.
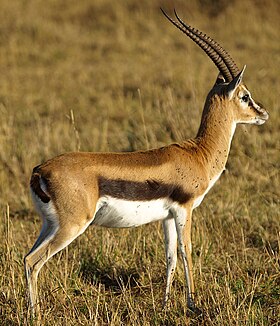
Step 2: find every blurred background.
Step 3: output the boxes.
[0,0,279,324]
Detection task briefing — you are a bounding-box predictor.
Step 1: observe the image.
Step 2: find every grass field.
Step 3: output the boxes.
[0,0,279,325]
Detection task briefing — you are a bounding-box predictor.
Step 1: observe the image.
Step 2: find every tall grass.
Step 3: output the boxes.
[0,0,279,324]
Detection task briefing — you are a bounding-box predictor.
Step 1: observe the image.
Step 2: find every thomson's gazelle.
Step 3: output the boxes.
[24,10,269,315]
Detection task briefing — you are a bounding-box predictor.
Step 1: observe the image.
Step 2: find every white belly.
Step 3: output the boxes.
[92,196,172,228]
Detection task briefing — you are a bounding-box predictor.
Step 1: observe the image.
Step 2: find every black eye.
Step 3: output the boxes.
[242,94,249,102]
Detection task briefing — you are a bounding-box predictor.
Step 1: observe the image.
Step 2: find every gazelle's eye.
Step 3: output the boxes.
[241,94,249,103]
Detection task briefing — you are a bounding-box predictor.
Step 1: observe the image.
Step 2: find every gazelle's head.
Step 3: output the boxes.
[211,67,269,125]
[162,9,269,126]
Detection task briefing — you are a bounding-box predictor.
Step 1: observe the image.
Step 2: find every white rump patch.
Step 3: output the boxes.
[29,189,59,253]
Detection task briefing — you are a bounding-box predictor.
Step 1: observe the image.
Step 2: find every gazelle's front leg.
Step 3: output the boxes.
[162,217,177,307]
[173,205,195,310]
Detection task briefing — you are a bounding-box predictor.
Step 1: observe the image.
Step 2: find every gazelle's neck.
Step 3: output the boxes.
[195,95,236,178]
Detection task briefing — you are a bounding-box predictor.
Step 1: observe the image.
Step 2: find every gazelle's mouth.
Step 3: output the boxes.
[256,113,269,125]
[256,119,266,125]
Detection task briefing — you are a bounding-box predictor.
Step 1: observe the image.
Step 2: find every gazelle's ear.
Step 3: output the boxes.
[227,65,246,99]
[215,73,226,85]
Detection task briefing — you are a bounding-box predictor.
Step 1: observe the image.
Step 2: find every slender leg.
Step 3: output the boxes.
[173,206,195,310]
[25,205,59,317]
[24,210,91,317]
[183,213,194,298]
[24,222,57,317]
[162,217,177,307]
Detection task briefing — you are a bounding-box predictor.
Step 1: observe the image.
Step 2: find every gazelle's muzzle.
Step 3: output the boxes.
[254,103,269,124]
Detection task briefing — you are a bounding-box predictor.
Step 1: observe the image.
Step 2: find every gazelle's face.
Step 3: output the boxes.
[231,85,269,125]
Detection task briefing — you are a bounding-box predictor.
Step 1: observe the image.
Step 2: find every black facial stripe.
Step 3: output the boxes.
[98,177,192,204]
[250,100,266,114]
[256,101,264,108]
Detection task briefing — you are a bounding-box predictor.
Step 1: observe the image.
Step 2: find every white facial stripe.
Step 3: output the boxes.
[239,87,250,99]
[239,86,260,108]
[241,87,261,107]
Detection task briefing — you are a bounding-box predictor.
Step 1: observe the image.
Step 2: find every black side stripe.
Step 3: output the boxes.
[98,177,192,204]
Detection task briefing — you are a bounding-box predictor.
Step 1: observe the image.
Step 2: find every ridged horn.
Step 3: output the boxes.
[173,10,240,79]
[161,9,239,82]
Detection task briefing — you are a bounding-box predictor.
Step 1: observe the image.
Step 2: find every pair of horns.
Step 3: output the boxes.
[161,9,240,82]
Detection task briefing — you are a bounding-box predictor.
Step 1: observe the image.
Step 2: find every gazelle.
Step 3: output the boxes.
[24,9,269,316]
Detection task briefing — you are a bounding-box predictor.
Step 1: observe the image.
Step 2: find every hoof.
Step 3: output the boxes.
[188,305,203,316]
[187,299,202,316]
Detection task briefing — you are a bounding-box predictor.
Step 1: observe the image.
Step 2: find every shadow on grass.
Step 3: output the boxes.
[78,256,140,292]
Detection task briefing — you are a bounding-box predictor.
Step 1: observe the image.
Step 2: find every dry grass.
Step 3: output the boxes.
[0,0,279,325]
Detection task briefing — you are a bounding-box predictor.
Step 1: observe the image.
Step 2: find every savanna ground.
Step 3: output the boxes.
[0,0,279,325]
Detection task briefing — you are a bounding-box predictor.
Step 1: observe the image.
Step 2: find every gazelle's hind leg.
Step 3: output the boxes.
[24,218,58,316]
[24,198,92,316]
[162,217,178,307]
